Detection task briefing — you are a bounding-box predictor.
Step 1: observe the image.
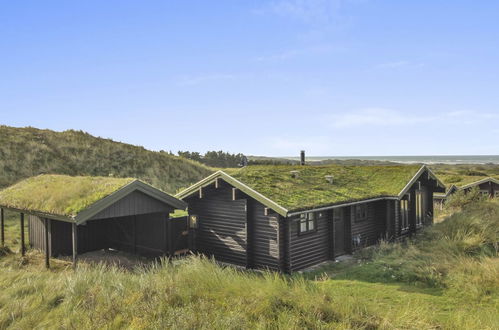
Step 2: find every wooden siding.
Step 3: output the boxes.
[90,190,172,220]
[187,183,247,266]
[50,220,72,256]
[288,211,329,271]
[250,201,279,270]
[29,212,185,257]
[464,181,499,196]
[350,201,387,250]
[28,215,49,254]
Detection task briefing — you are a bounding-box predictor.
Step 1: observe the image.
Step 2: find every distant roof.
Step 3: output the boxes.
[0,174,186,222]
[459,177,499,190]
[177,165,443,216]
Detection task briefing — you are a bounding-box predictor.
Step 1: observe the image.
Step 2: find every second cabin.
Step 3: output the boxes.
[177,164,445,272]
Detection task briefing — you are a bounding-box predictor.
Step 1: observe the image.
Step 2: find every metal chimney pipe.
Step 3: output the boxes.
[300,150,305,165]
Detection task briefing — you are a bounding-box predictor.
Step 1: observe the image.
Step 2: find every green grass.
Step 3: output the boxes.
[0,174,134,217]
[1,201,498,329]
[0,125,213,193]
[429,163,499,187]
[225,164,422,211]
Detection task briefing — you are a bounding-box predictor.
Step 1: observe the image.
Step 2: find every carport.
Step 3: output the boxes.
[0,174,187,268]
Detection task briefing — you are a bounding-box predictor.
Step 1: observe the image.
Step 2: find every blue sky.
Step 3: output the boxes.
[1,1,498,156]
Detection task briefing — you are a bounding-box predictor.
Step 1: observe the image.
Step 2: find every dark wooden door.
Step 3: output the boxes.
[333,208,345,256]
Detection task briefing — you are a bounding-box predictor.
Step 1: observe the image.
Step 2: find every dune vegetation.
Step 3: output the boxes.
[0,125,213,193]
[0,197,497,329]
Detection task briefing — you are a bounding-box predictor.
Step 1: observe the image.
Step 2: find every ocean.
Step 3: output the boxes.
[285,155,499,165]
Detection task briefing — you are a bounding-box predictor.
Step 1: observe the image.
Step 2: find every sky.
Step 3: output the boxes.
[1,0,499,156]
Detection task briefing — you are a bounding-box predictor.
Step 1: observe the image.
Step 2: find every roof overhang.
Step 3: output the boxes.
[74,180,187,224]
[176,167,446,218]
[0,206,74,222]
[286,196,399,217]
[398,165,446,197]
[459,177,499,190]
[0,180,187,225]
[176,171,289,217]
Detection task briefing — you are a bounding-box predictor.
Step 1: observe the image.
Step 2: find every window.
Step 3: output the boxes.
[299,212,316,234]
[189,215,198,229]
[400,199,409,232]
[415,190,423,227]
[480,190,490,198]
[495,191,499,198]
[355,204,368,222]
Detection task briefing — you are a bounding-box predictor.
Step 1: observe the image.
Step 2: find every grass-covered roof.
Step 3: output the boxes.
[0,174,135,218]
[223,165,422,212]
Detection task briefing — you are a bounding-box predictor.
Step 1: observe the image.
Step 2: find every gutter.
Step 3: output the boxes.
[0,206,74,223]
[286,196,399,217]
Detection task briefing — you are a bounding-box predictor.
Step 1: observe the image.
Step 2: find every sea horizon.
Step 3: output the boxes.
[282,155,499,165]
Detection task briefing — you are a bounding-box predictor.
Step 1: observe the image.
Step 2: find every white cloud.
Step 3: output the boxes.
[327,108,499,128]
[267,0,342,23]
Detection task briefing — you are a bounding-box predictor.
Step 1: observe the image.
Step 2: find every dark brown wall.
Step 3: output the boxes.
[90,190,172,220]
[350,201,386,250]
[288,211,329,271]
[464,181,499,197]
[187,183,247,266]
[250,201,279,270]
[28,215,50,254]
[29,212,181,257]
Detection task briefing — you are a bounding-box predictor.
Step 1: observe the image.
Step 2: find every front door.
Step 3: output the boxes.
[333,208,345,256]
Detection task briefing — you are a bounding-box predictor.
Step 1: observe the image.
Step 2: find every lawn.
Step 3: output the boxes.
[0,201,498,329]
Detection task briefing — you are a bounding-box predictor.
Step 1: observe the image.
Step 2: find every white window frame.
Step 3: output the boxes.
[415,190,423,228]
[400,198,409,232]
[355,204,368,223]
[298,212,316,234]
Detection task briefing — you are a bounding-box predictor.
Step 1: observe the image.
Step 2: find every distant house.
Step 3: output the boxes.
[434,177,499,206]
[177,165,445,272]
[0,174,187,268]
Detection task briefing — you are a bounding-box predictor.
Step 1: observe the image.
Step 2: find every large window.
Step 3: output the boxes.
[355,204,368,222]
[299,212,316,234]
[415,190,423,227]
[400,199,409,232]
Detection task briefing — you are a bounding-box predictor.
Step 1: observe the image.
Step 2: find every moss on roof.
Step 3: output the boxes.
[437,175,499,188]
[0,174,135,217]
[224,165,422,212]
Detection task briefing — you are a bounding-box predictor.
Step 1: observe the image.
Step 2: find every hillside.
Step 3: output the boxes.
[0,125,212,193]
[0,200,497,328]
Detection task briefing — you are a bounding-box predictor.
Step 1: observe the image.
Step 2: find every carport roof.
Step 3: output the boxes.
[0,174,187,223]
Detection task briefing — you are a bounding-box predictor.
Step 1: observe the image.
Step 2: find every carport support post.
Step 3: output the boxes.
[1,208,4,247]
[72,223,78,269]
[43,218,50,268]
[20,213,25,256]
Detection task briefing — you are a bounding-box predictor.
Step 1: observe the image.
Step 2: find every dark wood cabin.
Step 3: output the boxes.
[177,165,446,272]
[433,177,499,206]
[0,175,187,268]
[460,177,499,198]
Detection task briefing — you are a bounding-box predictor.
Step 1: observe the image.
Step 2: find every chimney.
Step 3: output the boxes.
[325,175,334,184]
[290,170,300,178]
[300,150,305,165]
